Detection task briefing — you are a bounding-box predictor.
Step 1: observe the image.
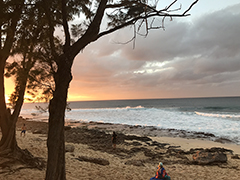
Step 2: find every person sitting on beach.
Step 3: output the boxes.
[111,131,117,149]
[20,124,26,137]
[150,162,171,180]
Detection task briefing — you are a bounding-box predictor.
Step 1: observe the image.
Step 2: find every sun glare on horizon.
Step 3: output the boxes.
[67,94,95,101]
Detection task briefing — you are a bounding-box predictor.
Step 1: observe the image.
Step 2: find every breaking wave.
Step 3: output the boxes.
[195,111,240,119]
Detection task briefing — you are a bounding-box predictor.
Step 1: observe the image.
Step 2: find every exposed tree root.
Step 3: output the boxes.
[0,147,46,175]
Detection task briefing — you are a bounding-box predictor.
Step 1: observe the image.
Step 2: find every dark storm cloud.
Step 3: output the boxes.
[71,4,240,99]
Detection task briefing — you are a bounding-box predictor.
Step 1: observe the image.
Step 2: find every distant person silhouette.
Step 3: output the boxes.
[20,124,26,137]
[111,131,117,149]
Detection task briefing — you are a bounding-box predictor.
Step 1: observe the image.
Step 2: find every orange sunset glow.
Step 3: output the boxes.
[4,78,14,103]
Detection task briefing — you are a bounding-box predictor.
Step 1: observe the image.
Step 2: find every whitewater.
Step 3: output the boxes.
[20,97,240,144]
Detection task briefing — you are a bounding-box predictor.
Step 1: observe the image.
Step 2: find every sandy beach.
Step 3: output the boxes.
[1,118,240,180]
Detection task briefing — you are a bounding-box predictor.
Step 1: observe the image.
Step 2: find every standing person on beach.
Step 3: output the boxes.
[150,162,171,180]
[111,131,117,149]
[20,124,26,137]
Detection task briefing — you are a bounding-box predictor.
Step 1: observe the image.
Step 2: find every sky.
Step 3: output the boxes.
[5,0,240,101]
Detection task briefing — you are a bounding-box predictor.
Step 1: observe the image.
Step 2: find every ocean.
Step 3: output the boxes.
[20,97,240,144]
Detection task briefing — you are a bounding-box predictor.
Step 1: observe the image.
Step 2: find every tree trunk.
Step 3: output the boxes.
[0,116,17,154]
[0,59,28,154]
[0,0,24,154]
[0,115,18,155]
[0,58,16,153]
[44,1,108,178]
[0,78,18,157]
[45,54,73,180]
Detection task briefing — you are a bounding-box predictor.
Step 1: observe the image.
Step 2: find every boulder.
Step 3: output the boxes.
[192,150,227,165]
[64,126,72,131]
[65,144,75,153]
[231,154,240,159]
[214,138,233,144]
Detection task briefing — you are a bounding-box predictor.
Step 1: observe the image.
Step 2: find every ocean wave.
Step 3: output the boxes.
[203,106,240,113]
[195,111,240,119]
[71,105,145,111]
[116,105,144,110]
[203,106,225,110]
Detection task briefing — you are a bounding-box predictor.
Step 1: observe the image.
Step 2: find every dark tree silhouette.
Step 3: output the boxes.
[0,0,199,179]
[41,0,199,179]
[0,0,55,168]
[0,0,25,154]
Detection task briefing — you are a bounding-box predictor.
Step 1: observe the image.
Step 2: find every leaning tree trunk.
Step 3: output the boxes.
[0,108,17,154]
[0,69,18,158]
[45,54,73,180]
[0,60,18,155]
[0,62,28,154]
[0,60,17,153]
[0,0,24,154]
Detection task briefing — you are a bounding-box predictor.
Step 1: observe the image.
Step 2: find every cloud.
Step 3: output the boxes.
[69,4,240,100]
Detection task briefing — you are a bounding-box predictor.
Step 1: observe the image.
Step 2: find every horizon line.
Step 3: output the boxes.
[67,95,240,103]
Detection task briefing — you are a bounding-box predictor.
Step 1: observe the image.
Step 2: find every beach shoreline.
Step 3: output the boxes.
[1,117,239,179]
[65,120,240,153]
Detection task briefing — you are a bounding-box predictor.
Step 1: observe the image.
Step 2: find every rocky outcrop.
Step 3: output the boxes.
[231,154,240,159]
[65,144,75,153]
[192,149,227,165]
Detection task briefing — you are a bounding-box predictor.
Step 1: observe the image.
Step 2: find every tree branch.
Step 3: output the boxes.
[97,11,191,41]
[72,0,198,57]
[183,0,199,15]
[72,0,108,57]
[42,0,57,60]
[61,0,71,51]
[165,0,178,11]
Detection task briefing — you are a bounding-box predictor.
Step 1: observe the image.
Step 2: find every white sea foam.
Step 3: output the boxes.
[64,107,240,144]
[195,111,240,119]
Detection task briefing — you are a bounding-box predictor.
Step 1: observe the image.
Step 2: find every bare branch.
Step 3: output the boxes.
[183,0,199,15]
[98,10,190,41]
[165,0,178,11]
[165,4,182,13]
[112,25,137,49]
[148,17,164,30]
[68,0,199,59]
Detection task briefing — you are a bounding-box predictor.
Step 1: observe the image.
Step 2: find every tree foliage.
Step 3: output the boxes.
[4,0,61,106]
